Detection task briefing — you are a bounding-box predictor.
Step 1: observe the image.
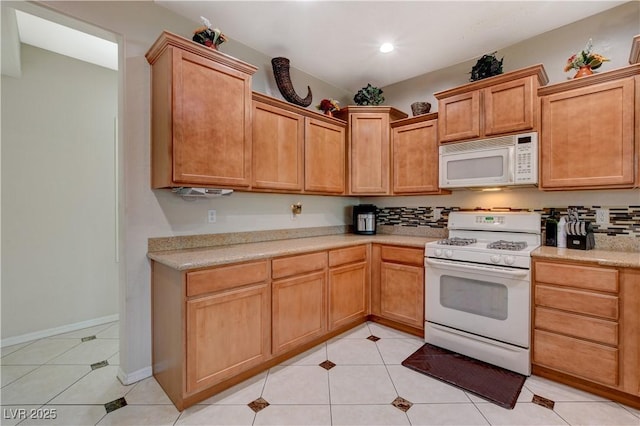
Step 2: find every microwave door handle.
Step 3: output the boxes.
[507,147,515,182]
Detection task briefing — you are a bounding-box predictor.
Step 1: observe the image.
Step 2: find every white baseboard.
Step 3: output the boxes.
[117,365,152,385]
[1,314,119,348]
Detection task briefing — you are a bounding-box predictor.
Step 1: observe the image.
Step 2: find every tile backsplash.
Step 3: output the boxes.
[376,205,640,238]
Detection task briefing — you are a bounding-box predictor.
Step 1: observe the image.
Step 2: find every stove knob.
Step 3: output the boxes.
[504,255,516,265]
[435,249,443,257]
[445,249,453,258]
[490,254,501,264]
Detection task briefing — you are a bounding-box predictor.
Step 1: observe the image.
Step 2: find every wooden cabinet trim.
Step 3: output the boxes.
[435,64,548,99]
[535,306,618,346]
[533,329,619,387]
[186,260,269,298]
[535,284,619,320]
[538,64,640,96]
[329,245,367,267]
[534,261,619,293]
[380,245,424,266]
[272,251,328,280]
[146,31,258,75]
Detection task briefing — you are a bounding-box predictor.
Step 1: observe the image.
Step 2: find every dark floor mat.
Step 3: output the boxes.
[401,343,526,409]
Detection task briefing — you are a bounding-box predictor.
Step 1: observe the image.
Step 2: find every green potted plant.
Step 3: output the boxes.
[353,83,384,106]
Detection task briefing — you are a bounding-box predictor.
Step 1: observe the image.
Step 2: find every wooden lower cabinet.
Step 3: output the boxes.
[532,259,640,408]
[271,252,328,354]
[371,245,425,333]
[151,260,270,410]
[186,282,270,393]
[328,245,369,330]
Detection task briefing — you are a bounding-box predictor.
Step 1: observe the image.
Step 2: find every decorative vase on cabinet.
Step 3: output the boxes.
[574,66,593,78]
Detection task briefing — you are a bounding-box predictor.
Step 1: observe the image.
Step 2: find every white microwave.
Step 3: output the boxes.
[439,132,538,189]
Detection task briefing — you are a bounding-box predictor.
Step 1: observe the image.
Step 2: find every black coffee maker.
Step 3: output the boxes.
[353,204,377,235]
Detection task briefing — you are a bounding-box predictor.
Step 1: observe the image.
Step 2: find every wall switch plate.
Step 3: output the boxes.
[595,208,609,225]
[207,209,216,223]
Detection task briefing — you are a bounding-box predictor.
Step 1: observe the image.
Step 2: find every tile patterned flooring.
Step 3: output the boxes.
[1,321,639,425]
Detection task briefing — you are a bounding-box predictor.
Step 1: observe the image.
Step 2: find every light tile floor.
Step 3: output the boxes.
[1,321,639,425]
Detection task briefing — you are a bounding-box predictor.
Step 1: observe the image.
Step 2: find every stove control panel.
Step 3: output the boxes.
[475,215,505,225]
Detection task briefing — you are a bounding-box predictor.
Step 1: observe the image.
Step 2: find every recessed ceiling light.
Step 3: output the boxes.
[379,43,394,53]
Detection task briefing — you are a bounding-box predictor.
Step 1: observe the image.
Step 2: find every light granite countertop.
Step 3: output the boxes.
[533,246,640,269]
[148,234,436,271]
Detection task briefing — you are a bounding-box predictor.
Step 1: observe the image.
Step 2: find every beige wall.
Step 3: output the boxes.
[1,44,119,341]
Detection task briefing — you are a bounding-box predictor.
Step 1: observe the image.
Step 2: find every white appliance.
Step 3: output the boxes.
[439,132,538,189]
[424,211,541,375]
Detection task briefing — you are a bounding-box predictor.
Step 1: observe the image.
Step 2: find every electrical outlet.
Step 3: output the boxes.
[207,209,217,223]
[433,208,442,221]
[595,208,609,225]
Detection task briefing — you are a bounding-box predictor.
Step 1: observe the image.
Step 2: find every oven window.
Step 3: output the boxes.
[447,155,504,179]
[440,275,508,320]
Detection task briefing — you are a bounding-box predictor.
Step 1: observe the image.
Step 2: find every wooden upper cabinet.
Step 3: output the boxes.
[251,93,346,195]
[538,65,640,190]
[252,100,304,191]
[334,106,408,195]
[146,32,257,189]
[391,114,446,194]
[435,64,548,143]
[304,117,346,194]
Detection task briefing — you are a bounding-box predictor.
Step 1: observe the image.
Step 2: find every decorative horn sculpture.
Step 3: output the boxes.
[271,57,313,107]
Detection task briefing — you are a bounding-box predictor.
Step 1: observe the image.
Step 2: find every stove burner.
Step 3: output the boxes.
[437,237,477,246]
[487,240,528,251]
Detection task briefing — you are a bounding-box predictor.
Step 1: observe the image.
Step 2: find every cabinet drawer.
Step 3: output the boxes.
[329,245,367,267]
[533,330,618,387]
[380,245,424,266]
[187,261,269,297]
[535,307,618,346]
[272,252,327,279]
[535,262,618,293]
[535,285,619,320]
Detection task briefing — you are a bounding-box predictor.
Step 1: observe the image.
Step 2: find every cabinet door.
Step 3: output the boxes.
[172,48,252,187]
[186,282,270,394]
[484,76,535,136]
[349,113,390,194]
[304,118,346,194]
[379,261,424,329]
[438,91,481,143]
[329,262,368,331]
[272,271,327,354]
[540,77,636,189]
[392,119,440,194]
[252,101,304,191]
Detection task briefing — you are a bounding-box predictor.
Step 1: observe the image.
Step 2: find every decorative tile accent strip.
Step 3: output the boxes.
[319,360,336,370]
[391,396,413,412]
[532,394,555,410]
[367,335,381,342]
[377,205,639,239]
[81,335,97,342]
[104,397,127,413]
[248,397,270,413]
[149,225,351,252]
[91,360,109,370]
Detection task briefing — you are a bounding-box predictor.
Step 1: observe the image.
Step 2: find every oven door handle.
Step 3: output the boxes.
[425,257,529,277]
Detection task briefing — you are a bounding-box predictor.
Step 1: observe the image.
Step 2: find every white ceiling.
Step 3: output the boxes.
[155,1,627,92]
